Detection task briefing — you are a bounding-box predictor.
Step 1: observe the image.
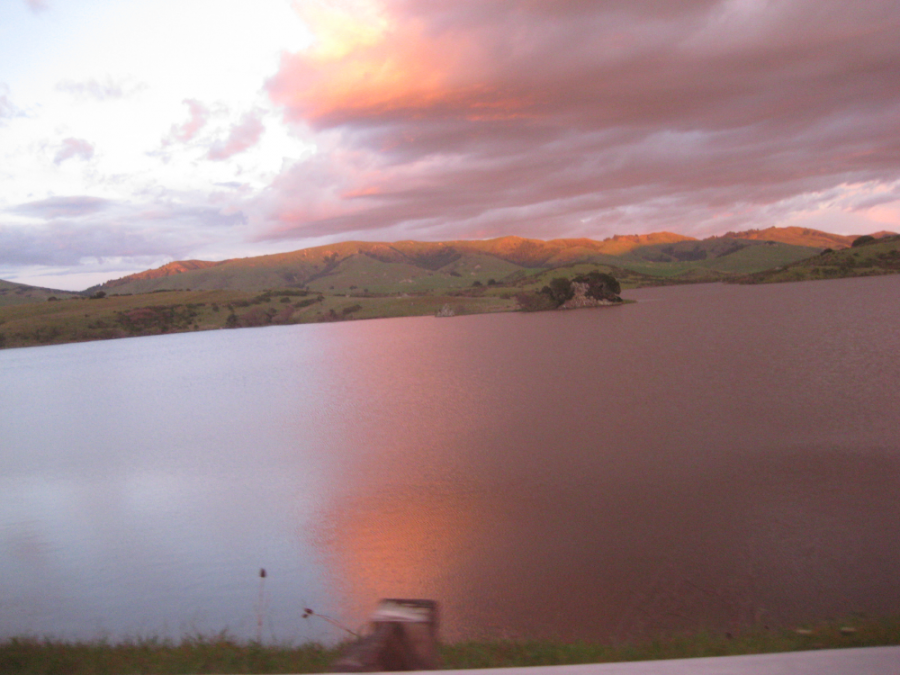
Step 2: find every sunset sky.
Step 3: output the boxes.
[2,0,899,290]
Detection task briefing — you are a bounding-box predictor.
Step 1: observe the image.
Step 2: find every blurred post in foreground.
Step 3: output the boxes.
[332,599,439,672]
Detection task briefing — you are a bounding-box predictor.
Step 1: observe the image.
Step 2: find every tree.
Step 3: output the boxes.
[542,277,575,306]
[574,270,621,299]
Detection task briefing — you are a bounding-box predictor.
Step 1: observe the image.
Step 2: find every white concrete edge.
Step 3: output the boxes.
[433,646,900,675]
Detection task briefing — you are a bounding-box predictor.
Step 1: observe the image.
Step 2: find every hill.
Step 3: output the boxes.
[0,280,81,307]
[719,226,857,249]
[731,234,900,284]
[90,229,831,296]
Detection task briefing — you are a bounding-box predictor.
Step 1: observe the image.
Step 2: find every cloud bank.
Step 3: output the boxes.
[259,0,900,242]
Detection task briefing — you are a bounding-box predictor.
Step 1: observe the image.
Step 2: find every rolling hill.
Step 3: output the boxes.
[88,229,833,296]
[718,226,858,249]
[731,234,900,284]
[0,279,81,307]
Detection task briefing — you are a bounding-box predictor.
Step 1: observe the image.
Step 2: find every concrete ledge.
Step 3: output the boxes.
[434,647,900,675]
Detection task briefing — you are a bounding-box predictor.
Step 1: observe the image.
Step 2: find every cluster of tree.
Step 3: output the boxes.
[573,270,621,299]
[516,270,622,311]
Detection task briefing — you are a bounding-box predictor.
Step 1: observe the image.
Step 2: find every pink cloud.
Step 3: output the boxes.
[259,0,900,244]
[54,138,94,165]
[165,99,210,144]
[207,113,264,161]
[25,0,49,13]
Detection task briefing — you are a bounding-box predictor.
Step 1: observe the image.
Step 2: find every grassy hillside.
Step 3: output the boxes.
[0,280,81,307]
[731,235,900,284]
[719,226,857,249]
[0,287,521,350]
[88,231,828,296]
[606,239,820,279]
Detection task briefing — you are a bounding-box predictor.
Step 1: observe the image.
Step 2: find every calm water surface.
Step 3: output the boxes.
[2,276,899,643]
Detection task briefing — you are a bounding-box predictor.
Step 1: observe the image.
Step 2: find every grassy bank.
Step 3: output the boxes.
[3,616,899,674]
[0,288,520,350]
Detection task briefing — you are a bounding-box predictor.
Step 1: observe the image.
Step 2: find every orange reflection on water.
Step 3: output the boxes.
[313,477,494,640]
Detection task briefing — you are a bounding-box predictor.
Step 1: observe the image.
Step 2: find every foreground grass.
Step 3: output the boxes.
[3,617,899,674]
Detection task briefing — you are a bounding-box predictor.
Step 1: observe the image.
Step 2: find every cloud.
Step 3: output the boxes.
[56,77,146,101]
[0,94,14,121]
[0,222,173,267]
[0,85,22,125]
[164,99,210,144]
[9,196,111,219]
[54,138,95,165]
[1,200,246,268]
[207,112,264,161]
[260,0,900,242]
[24,0,48,13]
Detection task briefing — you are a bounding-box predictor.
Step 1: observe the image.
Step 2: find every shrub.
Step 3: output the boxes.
[516,292,557,312]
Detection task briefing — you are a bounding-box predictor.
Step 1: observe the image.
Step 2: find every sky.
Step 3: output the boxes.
[2,0,900,290]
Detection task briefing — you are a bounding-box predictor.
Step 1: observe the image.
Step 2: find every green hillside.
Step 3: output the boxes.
[731,235,900,284]
[88,233,827,296]
[0,280,81,307]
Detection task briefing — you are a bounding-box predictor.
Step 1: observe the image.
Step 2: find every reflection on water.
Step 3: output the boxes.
[2,276,900,642]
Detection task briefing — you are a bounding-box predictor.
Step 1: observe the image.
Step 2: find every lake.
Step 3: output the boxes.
[2,276,899,644]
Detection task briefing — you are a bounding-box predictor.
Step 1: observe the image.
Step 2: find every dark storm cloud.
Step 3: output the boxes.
[261,0,900,241]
